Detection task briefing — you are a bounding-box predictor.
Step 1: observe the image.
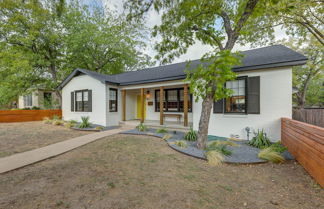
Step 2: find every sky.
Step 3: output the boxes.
[98,0,287,65]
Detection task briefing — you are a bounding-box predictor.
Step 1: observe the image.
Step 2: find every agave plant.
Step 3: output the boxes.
[184,127,197,141]
[136,123,147,132]
[79,116,91,128]
[248,129,271,148]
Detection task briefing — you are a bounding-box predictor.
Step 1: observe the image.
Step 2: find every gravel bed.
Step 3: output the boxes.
[119,128,294,164]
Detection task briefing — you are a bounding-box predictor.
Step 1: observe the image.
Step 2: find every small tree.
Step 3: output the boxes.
[125,0,275,149]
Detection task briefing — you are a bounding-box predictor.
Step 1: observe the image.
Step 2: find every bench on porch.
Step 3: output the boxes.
[163,114,182,123]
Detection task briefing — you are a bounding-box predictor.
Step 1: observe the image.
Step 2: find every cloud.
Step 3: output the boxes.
[102,0,288,64]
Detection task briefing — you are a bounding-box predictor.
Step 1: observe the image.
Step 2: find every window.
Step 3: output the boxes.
[23,94,32,107]
[75,90,90,112]
[225,77,247,113]
[109,88,118,112]
[44,92,52,104]
[155,88,192,112]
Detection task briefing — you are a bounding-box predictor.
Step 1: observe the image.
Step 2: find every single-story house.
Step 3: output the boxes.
[58,45,307,141]
[18,89,60,109]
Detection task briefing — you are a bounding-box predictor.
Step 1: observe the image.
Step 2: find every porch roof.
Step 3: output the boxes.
[58,45,307,89]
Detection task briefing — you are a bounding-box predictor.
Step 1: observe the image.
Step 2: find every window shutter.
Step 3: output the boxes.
[88,90,92,112]
[71,92,74,112]
[247,76,260,114]
[213,99,224,113]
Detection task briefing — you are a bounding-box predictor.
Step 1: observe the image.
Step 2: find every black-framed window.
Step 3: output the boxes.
[44,92,52,104]
[75,90,90,112]
[109,88,118,112]
[23,94,32,107]
[155,88,192,112]
[225,77,247,113]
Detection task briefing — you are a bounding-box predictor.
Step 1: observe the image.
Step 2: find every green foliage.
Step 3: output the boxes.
[43,117,52,124]
[31,106,41,110]
[173,140,188,148]
[136,123,147,132]
[248,129,271,149]
[52,115,60,120]
[206,142,232,156]
[269,141,287,153]
[79,116,91,128]
[258,147,285,163]
[156,128,168,134]
[209,140,239,147]
[64,120,77,128]
[205,150,224,166]
[52,120,64,126]
[184,127,197,141]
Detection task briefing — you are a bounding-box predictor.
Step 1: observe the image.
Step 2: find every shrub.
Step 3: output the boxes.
[52,120,63,126]
[136,123,147,132]
[258,147,285,163]
[248,129,271,148]
[173,140,188,148]
[22,107,31,110]
[206,142,232,156]
[205,150,224,166]
[162,134,172,141]
[64,120,77,128]
[43,117,52,124]
[269,141,287,153]
[156,128,168,134]
[184,127,197,141]
[79,116,91,128]
[52,114,60,120]
[95,126,104,131]
[31,106,41,110]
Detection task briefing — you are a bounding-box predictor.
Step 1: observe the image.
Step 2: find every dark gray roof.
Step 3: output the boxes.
[58,45,307,88]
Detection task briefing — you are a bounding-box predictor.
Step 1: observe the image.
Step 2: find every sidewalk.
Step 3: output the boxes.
[0,128,125,174]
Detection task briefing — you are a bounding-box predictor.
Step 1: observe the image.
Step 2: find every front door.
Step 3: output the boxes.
[136,95,146,119]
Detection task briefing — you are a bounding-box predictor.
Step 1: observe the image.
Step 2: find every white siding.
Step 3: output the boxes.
[192,67,292,141]
[106,85,122,126]
[62,74,107,126]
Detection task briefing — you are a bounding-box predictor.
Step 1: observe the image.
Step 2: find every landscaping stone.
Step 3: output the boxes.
[120,128,294,164]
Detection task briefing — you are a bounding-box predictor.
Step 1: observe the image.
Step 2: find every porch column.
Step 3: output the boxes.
[122,89,126,121]
[160,86,164,125]
[140,88,145,123]
[184,84,188,127]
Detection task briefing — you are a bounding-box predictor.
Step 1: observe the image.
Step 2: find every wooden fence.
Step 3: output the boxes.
[281,118,324,187]
[0,109,62,122]
[293,108,324,128]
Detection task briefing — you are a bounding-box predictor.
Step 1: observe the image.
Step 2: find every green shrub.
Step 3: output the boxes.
[22,107,31,110]
[156,128,168,134]
[248,129,271,148]
[43,117,52,124]
[173,140,188,148]
[269,141,287,153]
[206,142,232,156]
[162,134,172,141]
[52,114,60,120]
[52,120,63,126]
[95,126,104,131]
[184,127,197,141]
[258,147,285,163]
[64,120,77,128]
[79,116,91,128]
[205,150,224,166]
[136,123,147,132]
[31,106,41,110]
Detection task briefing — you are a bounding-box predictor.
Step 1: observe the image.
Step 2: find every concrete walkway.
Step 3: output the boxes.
[0,128,125,174]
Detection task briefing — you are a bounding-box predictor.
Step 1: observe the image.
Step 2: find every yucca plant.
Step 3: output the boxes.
[205,150,224,166]
[136,123,147,132]
[173,140,188,148]
[258,147,285,163]
[248,129,271,148]
[79,116,91,128]
[184,127,197,141]
[156,128,168,134]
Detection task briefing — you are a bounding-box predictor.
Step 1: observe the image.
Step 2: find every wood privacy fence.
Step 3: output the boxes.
[281,118,324,187]
[293,108,324,128]
[0,109,62,123]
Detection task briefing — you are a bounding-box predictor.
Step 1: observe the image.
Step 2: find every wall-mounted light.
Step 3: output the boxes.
[146,90,151,99]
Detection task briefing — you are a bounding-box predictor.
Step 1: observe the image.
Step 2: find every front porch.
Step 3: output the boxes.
[120,81,193,130]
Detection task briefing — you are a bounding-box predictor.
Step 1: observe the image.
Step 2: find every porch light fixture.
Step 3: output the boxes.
[146,90,151,99]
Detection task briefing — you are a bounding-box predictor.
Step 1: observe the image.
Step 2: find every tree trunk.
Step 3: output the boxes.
[297,73,312,108]
[197,92,215,149]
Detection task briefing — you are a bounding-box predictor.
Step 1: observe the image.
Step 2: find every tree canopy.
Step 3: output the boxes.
[0,0,151,108]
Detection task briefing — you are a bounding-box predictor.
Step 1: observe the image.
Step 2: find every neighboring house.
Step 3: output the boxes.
[18,89,60,109]
[58,45,307,141]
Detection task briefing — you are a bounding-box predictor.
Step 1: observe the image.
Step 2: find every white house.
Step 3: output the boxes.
[58,45,307,141]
